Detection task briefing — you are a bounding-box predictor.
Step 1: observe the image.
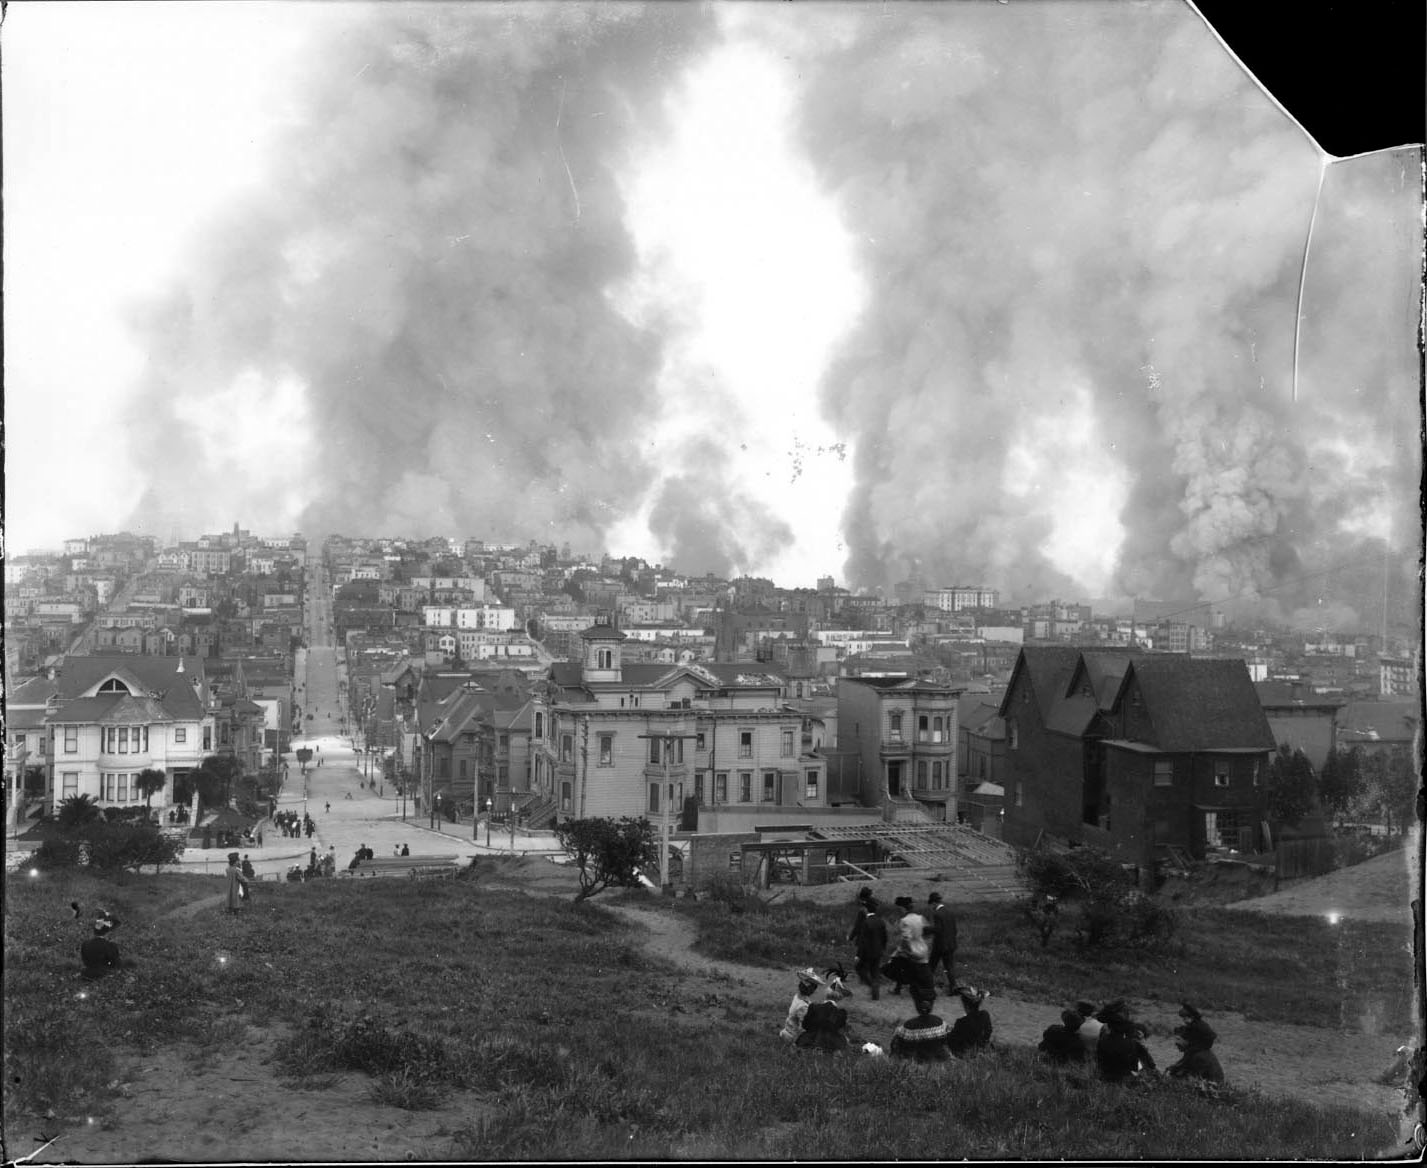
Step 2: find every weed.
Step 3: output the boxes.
[369,1065,451,1110]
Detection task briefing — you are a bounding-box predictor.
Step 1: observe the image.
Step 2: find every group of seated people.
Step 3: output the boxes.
[777,966,1224,1084]
[1038,999,1224,1084]
[778,966,993,1061]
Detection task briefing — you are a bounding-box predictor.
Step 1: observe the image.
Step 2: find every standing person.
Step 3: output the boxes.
[225,852,250,914]
[890,896,935,1002]
[926,890,958,993]
[400,843,410,857]
[850,893,889,1000]
[325,801,331,814]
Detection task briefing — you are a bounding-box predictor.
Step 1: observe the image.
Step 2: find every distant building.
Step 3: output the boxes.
[924,586,999,612]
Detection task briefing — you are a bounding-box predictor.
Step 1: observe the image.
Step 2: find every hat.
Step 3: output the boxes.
[955,986,989,1009]
[796,967,826,989]
[227,852,240,863]
[927,890,943,904]
[857,887,873,902]
[1174,1016,1217,1049]
[894,895,914,909]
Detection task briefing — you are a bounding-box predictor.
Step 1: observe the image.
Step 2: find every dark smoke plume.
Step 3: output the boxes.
[123,2,712,549]
[773,1,1421,621]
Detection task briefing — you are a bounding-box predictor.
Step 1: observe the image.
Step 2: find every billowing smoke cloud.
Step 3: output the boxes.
[768,2,1421,620]
[123,2,711,548]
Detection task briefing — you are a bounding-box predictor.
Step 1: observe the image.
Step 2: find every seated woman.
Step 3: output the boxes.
[1166,1003,1224,1084]
[779,969,825,1043]
[1039,1008,1091,1064]
[1094,1001,1157,1083]
[796,999,852,1055]
[889,988,952,1062]
[946,986,993,1057]
[80,909,123,979]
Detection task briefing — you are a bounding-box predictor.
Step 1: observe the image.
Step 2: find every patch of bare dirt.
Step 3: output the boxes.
[23,1031,490,1164]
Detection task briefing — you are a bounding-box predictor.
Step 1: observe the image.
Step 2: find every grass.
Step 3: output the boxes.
[3,862,1409,1160]
[650,892,1416,1032]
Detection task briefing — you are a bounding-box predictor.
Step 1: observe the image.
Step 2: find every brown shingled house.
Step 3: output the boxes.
[998,647,1276,873]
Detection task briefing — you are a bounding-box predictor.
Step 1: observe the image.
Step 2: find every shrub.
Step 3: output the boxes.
[554,816,660,901]
[56,794,103,830]
[34,822,184,873]
[1021,846,1178,952]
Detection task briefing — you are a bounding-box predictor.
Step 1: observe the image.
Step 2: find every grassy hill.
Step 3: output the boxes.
[3,859,1414,1161]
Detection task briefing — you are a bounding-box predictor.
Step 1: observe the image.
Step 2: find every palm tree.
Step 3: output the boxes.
[135,768,167,817]
[56,793,103,830]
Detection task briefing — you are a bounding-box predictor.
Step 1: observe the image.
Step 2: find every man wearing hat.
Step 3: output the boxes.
[225,852,250,913]
[80,908,123,977]
[926,890,958,993]
[849,890,889,1000]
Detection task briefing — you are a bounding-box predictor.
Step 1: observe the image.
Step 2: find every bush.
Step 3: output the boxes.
[34,822,184,873]
[1021,846,1178,952]
[554,816,660,901]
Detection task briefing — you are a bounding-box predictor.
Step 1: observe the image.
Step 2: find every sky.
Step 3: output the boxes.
[4,1,1421,629]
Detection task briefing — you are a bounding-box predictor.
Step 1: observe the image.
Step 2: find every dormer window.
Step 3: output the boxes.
[98,678,132,695]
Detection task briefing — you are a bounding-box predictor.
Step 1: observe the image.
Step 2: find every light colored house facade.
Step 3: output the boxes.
[530,625,827,832]
[835,676,963,821]
[21,656,217,814]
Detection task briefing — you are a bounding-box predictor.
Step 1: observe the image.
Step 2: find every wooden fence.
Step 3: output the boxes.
[1276,836,1335,880]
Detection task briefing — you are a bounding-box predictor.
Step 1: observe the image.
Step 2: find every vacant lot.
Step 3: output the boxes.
[4,856,1420,1162]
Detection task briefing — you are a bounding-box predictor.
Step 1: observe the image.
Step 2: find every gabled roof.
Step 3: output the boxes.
[1043,693,1098,737]
[996,646,1082,718]
[49,693,176,724]
[1116,656,1276,752]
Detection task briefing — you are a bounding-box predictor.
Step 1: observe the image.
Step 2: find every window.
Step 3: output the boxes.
[458,759,468,779]
[739,731,753,758]
[1006,719,1018,750]
[1153,760,1174,787]
[918,715,929,742]
[203,727,212,751]
[805,771,819,800]
[438,756,450,778]
[694,772,705,802]
[141,727,149,752]
[649,737,662,765]
[597,648,612,669]
[933,716,944,743]
[561,734,573,763]
[62,772,79,798]
[762,771,777,802]
[714,772,728,803]
[498,734,509,754]
[64,727,78,753]
[1213,763,1230,788]
[598,734,613,766]
[560,781,572,811]
[728,851,742,871]
[889,713,903,740]
[932,761,943,788]
[781,728,794,757]
[696,732,706,751]
[739,772,752,802]
[535,712,544,739]
[917,760,928,786]
[648,783,661,813]
[1015,782,1024,807]
[175,728,187,744]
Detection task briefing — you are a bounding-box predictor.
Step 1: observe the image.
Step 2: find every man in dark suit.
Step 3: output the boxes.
[926,890,958,993]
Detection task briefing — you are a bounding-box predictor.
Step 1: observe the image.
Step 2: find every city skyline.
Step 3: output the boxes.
[5,2,1421,623]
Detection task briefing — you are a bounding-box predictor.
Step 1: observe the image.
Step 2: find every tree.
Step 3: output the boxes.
[1317,748,1364,823]
[195,754,243,809]
[1264,743,1317,826]
[134,768,167,814]
[1363,748,1420,836]
[296,747,313,773]
[1018,845,1177,950]
[553,816,660,902]
[56,793,103,830]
